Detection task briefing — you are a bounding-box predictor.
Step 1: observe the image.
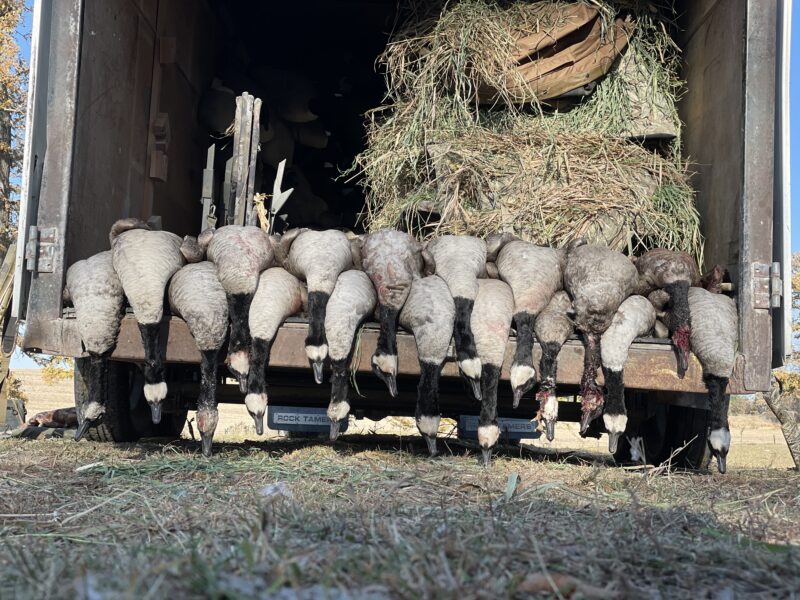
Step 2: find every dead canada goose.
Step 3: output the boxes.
[168,262,228,457]
[359,230,434,397]
[564,241,638,434]
[425,235,486,400]
[204,225,274,392]
[65,251,125,441]
[110,218,185,424]
[323,271,376,440]
[399,275,455,457]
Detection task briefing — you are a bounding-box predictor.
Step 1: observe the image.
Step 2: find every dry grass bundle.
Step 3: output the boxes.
[352,0,701,262]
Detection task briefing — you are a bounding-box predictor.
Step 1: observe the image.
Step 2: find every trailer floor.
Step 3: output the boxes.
[0,433,798,599]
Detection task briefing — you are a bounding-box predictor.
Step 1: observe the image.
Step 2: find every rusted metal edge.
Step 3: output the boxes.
[34,315,752,394]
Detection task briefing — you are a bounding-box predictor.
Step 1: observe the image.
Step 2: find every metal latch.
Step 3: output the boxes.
[752,261,783,309]
[24,226,58,273]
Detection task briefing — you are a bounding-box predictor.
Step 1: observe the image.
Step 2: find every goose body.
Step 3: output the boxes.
[246,267,306,433]
[495,240,564,408]
[564,243,638,433]
[205,225,275,390]
[280,229,354,382]
[65,251,125,440]
[635,249,699,378]
[686,287,738,473]
[360,230,430,396]
[471,279,515,465]
[599,295,656,453]
[325,270,377,439]
[168,262,228,456]
[533,291,574,441]
[426,235,486,397]
[399,275,455,456]
[110,219,184,423]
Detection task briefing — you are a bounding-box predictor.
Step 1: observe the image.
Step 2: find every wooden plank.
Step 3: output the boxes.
[54,316,747,395]
[245,98,262,226]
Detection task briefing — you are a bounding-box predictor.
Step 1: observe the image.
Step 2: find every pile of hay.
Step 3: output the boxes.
[352,0,703,263]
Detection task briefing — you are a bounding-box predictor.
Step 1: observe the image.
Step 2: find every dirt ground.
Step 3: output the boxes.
[2,371,799,598]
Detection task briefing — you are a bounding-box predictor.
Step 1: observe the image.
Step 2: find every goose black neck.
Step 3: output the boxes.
[479,364,501,428]
[247,337,273,395]
[539,341,561,388]
[376,304,400,357]
[581,332,601,390]
[227,293,253,354]
[330,359,350,404]
[665,281,691,333]
[138,322,165,384]
[513,312,535,368]
[602,367,625,416]
[416,361,442,420]
[198,349,219,412]
[704,374,730,431]
[306,291,330,348]
[84,354,108,407]
[453,297,478,363]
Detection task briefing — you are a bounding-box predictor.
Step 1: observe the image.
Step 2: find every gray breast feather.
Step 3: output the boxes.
[362,230,423,309]
[600,295,656,371]
[399,275,455,364]
[472,279,514,368]
[168,262,228,351]
[427,235,486,300]
[688,287,738,377]
[534,291,574,345]
[497,241,563,316]
[66,251,124,355]
[207,225,274,296]
[249,268,305,341]
[286,230,353,294]
[112,229,184,325]
[325,271,377,361]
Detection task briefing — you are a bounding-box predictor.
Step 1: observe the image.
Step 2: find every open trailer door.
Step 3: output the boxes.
[773,0,793,367]
[12,0,84,331]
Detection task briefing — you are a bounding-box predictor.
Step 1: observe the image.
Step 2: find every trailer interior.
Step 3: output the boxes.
[13,0,790,457]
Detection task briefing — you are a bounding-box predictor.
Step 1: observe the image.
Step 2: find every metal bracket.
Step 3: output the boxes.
[24,226,58,274]
[770,262,783,308]
[751,262,771,309]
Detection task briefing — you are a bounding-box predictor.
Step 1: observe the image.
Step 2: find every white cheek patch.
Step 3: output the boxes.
[477,424,500,449]
[196,409,219,434]
[227,351,250,376]
[459,357,482,380]
[709,428,731,452]
[603,412,628,434]
[83,401,105,421]
[416,415,440,437]
[541,393,558,421]
[306,344,329,362]
[245,392,268,416]
[143,382,168,403]
[372,353,397,375]
[327,400,351,422]
[510,364,535,389]
[629,436,644,462]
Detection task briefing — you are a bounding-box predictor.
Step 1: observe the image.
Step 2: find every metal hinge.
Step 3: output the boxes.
[24,226,58,273]
[752,261,783,309]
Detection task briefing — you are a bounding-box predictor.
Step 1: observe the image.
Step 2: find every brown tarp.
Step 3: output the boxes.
[479,5,635,103]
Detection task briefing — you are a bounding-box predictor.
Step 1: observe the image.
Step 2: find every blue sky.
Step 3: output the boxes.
[7,4,800,368]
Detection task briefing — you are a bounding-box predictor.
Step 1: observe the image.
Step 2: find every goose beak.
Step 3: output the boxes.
[312,360,324,385]
[677,350,689,379]
[512,387,524,409]
[253,413,264,436]
[372,365,398,398]
[607,431,621,454]
[469,378,482,401]
[423,434,438,458]
[74,419,93,442]
[715,452,727,474]
[544,419,556,442]
[480,447,492,467]
[237,374,248,394]
[329,419,342,441]
[150,403,162,425]
[200,431,214,457]
[579,409,599,436]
